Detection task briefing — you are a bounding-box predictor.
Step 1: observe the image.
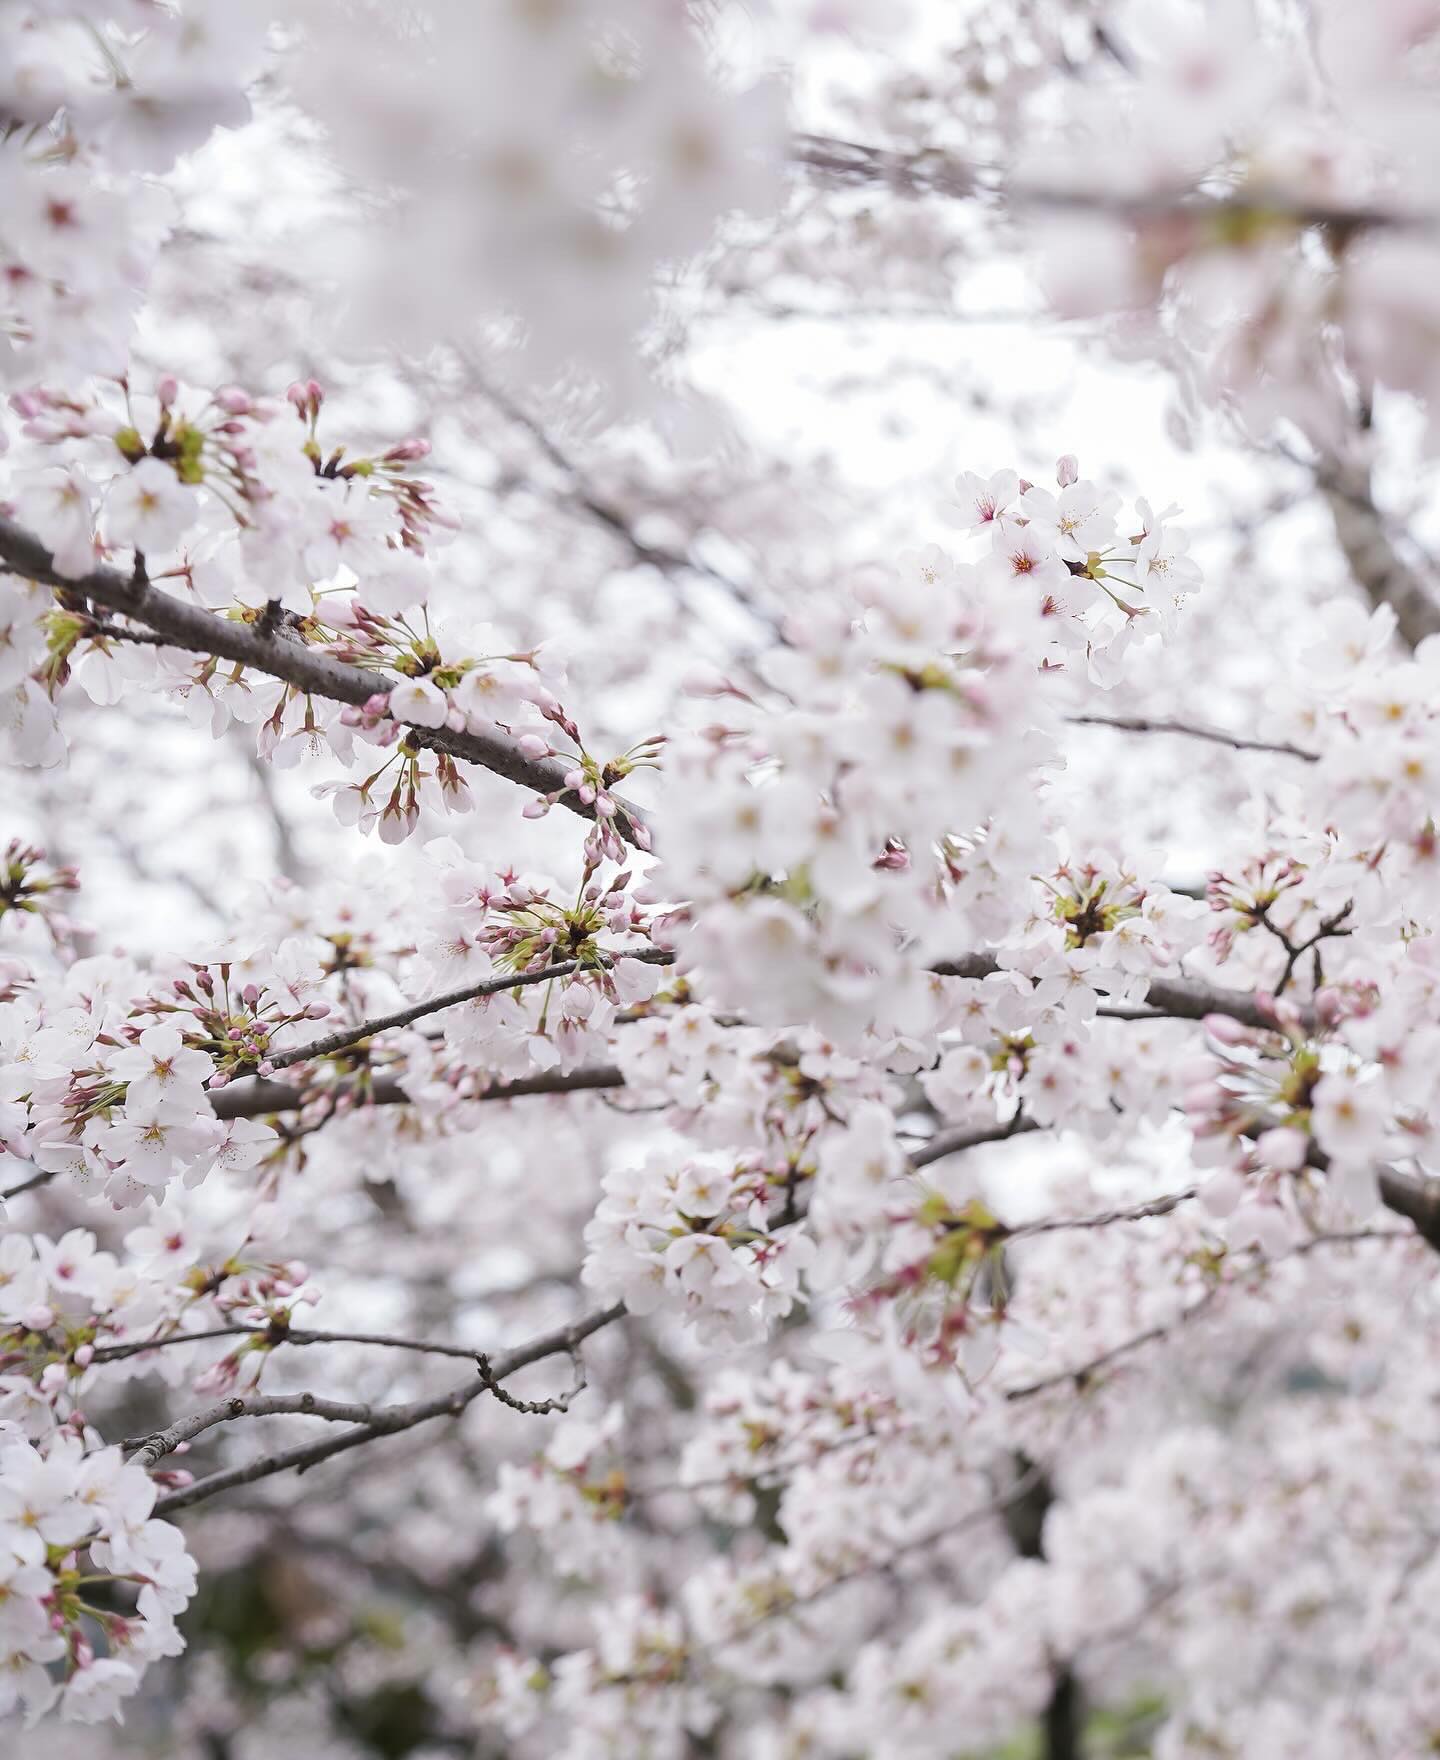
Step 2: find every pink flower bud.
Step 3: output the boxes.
[23,1305,54,1331]
[73,1344,94,1368]
[156,374,179,408]
[1183,1081,1225,1116]
[286,381,310,410]
[215,384,252,414]
[304,1001,331,1019]
[517,734,551,759]
[1055,453,1079,486]
[1202,1013,1251,1046]
[1255,1126,1308,1172]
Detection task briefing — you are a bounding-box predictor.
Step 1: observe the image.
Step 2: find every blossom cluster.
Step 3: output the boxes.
[0,1433,196,1725]
[653,458,1202,1038]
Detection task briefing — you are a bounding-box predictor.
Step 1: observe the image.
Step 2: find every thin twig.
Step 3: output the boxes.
[1069,712,1317,763]
[476,1346,586,1415]
[261,948,671,1073]
[151,1303,626,1516]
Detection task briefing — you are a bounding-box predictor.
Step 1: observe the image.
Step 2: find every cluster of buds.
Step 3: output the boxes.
[135,966,331,1085]
[1044,858,1147,949]
[520,719,662,864]
[1185,1012,1323,1171]
[0,840,79,935]
[854,1192,1012,1372]
[316,734,473,844]
[288,378,452,552]
[482,872,646,979]
[1206,854,1309,964]
[185,1257,315,1396]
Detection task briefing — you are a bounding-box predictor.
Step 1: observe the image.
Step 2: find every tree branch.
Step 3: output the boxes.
[208,1062,625,1120]
[0,513,649,845]
[151,1303,626,1516]
[1069,712,1317,762]
[927,955,1292,1033]
[259,947,670,1074]
[1315,459,1440,650]
[791,133,1421,238]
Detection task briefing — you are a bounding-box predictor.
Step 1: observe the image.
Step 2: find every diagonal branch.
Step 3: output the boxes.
[0,513,649,845]
[208,1062,625,1120]
[1315,459,1440,650]
[151,1303,626,1516]
[1069,713,1317,762]
[260,948,669,1074]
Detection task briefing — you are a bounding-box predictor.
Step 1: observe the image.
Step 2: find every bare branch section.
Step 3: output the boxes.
[151,1302,626,1516]
[1068,713,1317,763]
[208,1063,625,1120]
[0,513,649,846]
[97,1322,501,1367]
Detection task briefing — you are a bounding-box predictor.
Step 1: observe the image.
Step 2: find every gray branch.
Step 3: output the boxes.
[0,513,649,845]
[151,1303,626,1515]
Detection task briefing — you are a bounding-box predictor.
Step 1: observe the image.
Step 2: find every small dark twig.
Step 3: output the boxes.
[476,1346,586,1416]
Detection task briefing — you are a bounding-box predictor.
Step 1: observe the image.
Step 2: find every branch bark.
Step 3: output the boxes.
[0,513,649,845]
[1068,713,1316,762]
[151,1302,626,1516]
[208,1062,625,1120]
[260,948,668,1074]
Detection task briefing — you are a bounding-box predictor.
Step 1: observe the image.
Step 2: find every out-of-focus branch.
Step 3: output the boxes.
[241,742,310,885]
[791,133,1423,238]
[1007,1226,1411,1400]
[0,513,650,846]
[1316,459,1440,650]
[475,375,781,638]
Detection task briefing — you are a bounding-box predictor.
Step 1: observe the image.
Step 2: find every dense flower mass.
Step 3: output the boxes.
[5,3,1440,1757]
